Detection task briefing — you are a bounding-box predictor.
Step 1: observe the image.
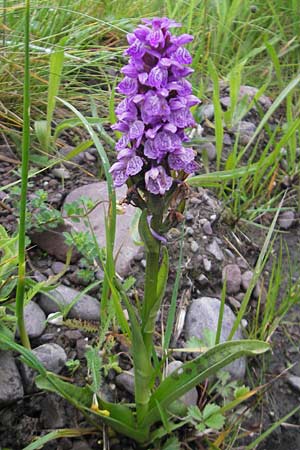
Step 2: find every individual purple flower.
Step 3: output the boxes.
[145,166,173,195]
[110,17,200,196]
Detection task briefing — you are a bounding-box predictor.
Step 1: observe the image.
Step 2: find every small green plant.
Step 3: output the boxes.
[188,404,225,433]
[65,358,81,375]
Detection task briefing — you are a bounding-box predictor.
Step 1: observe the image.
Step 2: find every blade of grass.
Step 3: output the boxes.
[208,58,223,170]
[15,0,31,350]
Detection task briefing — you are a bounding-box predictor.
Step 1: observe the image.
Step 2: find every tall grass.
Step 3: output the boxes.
[1,0,299,133]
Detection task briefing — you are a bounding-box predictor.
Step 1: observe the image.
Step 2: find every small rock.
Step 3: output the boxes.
[166,361,198,406]
[65,330,83,341]
[47,312,64,325]
[220,96,231,108]
[239,85,272,109]
[16,301,46,338]
[232,121,256,145]
[278,210,295,230]
[186,226,194,236]
[203,257,212,272]
[40,395,67,428]
[185,297,245,379]
[287,375,300,393]
[51,261,66,274]
[0,352,24,406]
[52,167,71,180]
[202,221,213,235]
[207,240,224,261]
[201,104,214,120]
[84,152,96,162]
[95,268,104,280]
[228,297,241,309]
[39,284,100,321]
[76,338,89,359]
[236,257,249,270]
[198,143,217,161]
[198,274,209,286]
[223,133,232,146]
[72,442,93,450]
[191,241,199,253]
[241,270,260,298]
[222,264,242,294]
[186,212,194,222]
[116,369,135,395]
[19,343,67,393]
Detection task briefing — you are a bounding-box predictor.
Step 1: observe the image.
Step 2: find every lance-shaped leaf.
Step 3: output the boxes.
[142,340,269,427]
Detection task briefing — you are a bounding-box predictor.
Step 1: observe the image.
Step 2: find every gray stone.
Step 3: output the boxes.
[52,167,71,180]
[198,142,217,161]
[39,284,100,321]
[198,274,209,286]
[63,182,140,277]
[29,222,80,263]
[278,210,295,230]
[51,261,66,274]
[287,375,300,393]
[191,240,199,253]
[223,133,232,146]
[220,96,231,108]
[241,270,260,298]
[116,369,135,395]
[0,352,24,406]
[207,239,224,261]
[232,121,256,145]
[203,257,212,272]
[222,264,242,294]
[19,343,67,393]
[202,221,213,235]
[239,85,272,109]
[16,301,46,338]
[166,361,198,406]
[201,104,214,120]
[185,297,246,379]
[40,395,67,428]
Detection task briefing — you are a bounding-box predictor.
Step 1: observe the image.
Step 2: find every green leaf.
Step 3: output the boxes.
[22,428,95,450]
[85,346,102,394]
[205,411,225,430]
[142,340,269,428]
[234,385,250,398]
[138,209,159,254]
[46,37,66,147]
[34,120,48,149]
[187,165,258,188]
[188,405,203,421]
[202,403,220,420]
[144,246,169,335]
[162,436,181,450]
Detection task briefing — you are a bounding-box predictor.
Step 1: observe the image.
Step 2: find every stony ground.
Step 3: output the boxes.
[0,85,300,450]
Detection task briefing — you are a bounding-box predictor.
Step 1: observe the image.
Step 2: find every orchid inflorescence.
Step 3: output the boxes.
[110,17,200,197]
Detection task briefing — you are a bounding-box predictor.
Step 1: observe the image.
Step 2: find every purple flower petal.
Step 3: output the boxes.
[126,155,144,176]
[147,215,167,243]
[145,166,173,195]
[117,77,138,95]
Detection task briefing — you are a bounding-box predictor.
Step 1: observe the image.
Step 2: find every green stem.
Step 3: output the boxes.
[15,0,31,350]
[142,247,161,355]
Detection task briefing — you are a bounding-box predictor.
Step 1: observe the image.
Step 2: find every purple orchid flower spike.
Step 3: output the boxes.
[110,16,200,197]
